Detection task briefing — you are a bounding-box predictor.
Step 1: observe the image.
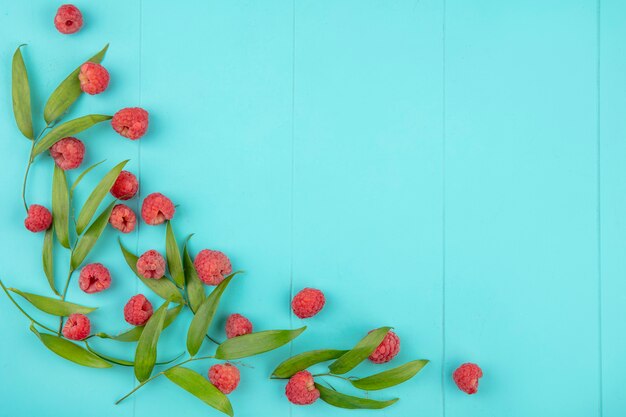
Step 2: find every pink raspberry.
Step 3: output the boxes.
[194,250,232,285]
[110,170,139,200]
[123,294,153,326]
[285,370,319,405]
[62,313,90,340]
[54,4,83,34]
[291,288,325,319]
[141,193,175,225]
[109,204,136,233]
[49,137,85,170]
[79,62,110,95]
[136,250,165,279]
[368,330,400,364]
[453,363,483,395]
[225,314,253,339]
[112,107,149,140]
[78,263,111,294]
[24,205,52,233]
[208,363,240,394]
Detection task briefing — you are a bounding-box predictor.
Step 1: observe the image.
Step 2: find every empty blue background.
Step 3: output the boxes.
[0,1,625,416]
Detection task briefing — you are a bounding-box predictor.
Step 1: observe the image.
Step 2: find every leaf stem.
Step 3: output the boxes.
[115,355,215,405]
[205,334,221,345]
[313,373,353,382]
[58,267,75,334]
[0,278,57,333]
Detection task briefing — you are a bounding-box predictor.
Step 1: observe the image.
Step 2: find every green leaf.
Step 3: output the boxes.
[351,359,429,391]
[165,221,184,288]
[75,160,128,235]
[10,288,96,316]
[52,165,70,248]
[30,326,111,368]
[71,201,116,269]
[215,327,306,360]
[315,383,398,410]
[42,227,59,296]
[328,327,391,375]
[183,237,204,313]
[11,46,33,140]
[71,159,106,196]
[165,367,233,416]
[186,272,241,356]
[44,44,109,124]
[271,349,348,378]
[32,114,113,158]
[135,300,170,382]
[118,239,185,304]
[96,305,182,342]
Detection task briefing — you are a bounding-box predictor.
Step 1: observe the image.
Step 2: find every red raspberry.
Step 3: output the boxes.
[136,250,165,279]
[110,170,139,200]
[285,371,319,405]
[78,263,111,294]
[109,204,136,233]
[49,137,85,170]
[208,363,240,394]
[79,62,110,95]
[112,107,149,140]
[24,205,52,233]
[291,288,325,319]
[193,249,232,285]
[368,330,400,364]
[123,294,153,326]
[62,313,90,340]
[54,4,83,34]
[141,193,175,225]
[453,363,483,395]
[225,314,253,339]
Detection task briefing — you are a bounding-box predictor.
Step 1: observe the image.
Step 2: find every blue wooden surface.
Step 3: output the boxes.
[0,1,624,417]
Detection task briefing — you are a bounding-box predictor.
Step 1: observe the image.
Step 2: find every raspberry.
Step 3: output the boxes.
[78,263,111,294]
[112,107,149,140]
[368,330,400,364]
[49,137,85,170]
[208,363,240,394]
[79,62,110,95]
[193,250,232,285]
[54,4,83,34]
[123,294,153,326]
[285,371,319,405]
[136,250,165,279]
[24,205,52,233]
[141,193,175,225]
[111,170,139,200]
[109,204,136,233]
[291,288,325,319]
[225,314,253,339]
[62,313,90,340]
[453,363,483,395]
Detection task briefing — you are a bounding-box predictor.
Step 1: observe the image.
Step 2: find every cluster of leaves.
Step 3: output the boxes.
[271,327,428,409]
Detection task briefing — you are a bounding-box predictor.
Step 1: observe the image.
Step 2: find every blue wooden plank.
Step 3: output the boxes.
[444,1,600,416]
[600,1,626,416]
[291,1,444,416]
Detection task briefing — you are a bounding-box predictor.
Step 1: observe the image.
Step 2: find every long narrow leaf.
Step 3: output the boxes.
[44,44,109,124]
[10,288,96,316]
[71,159,106,196]
[165,221,184,288]
[11,46,33,139]
[271,349,348,378]
[165,367,233,416]
[32,114,112,158]
[215,327,306,360]
[328,327,391,375]
[31,326,111,368]
[71,201,116,269]
[134,300,169,382]
[42,227,59,296]
[351,360,429,391]
[75,160,128,235]
[186,272,240,356]
[183,237,204,313]
[52,165,70,248]
[316,383,398,410]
